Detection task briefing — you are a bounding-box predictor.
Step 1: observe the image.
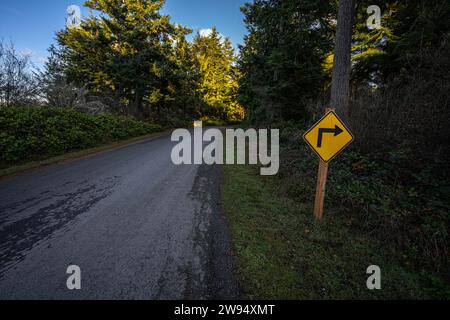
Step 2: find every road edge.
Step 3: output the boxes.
[0,129,174,180]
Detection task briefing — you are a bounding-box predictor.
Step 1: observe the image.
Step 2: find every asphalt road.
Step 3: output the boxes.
[0,133,238,299]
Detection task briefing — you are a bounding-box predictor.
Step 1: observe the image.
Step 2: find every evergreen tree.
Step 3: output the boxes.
[57,0,187,116]
[238,0,336,123]
[352,0,450,87]
[192,28,243,121]
[39,44,81,108]
[170,29,201,117]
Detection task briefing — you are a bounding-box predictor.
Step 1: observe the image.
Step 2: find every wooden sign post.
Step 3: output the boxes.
[314,158,329,220]
[303,107,354,220]
[314,108,333,220]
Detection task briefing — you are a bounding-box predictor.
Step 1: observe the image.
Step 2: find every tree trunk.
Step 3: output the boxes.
[330,0,355,119]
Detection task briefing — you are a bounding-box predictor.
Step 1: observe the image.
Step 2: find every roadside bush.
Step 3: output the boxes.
[157,115,193,129]
[199,116,226,127]
[0,106,161,166]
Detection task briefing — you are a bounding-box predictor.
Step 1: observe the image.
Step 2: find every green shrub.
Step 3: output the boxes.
[199,116,226,127]
[0,106,162,166]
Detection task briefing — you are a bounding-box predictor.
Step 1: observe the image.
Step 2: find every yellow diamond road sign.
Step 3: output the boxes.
[303,111,354,162]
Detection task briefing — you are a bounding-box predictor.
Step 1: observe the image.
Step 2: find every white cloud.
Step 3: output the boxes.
[20,48,34,57]
[199,28,213,38]
[20,48,48,67]
[198,28,227,45]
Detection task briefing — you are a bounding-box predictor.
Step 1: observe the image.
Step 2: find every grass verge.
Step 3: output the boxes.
[222,163,449,299]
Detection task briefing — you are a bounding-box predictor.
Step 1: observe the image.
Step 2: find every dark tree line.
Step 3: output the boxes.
[238,0,450,128]
[238,0,336,123]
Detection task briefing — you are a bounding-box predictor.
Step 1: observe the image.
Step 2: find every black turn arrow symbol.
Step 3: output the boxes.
[317,125,343,148]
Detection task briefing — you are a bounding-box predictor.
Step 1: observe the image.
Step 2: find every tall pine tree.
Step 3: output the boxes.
[57,0,187,116]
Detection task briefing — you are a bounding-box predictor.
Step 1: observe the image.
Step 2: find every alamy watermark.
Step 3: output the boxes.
[171,121,279,176]
[66,5,81,29]
[367,5,382,30]
[366,265,381,290]
[66,265,81,290]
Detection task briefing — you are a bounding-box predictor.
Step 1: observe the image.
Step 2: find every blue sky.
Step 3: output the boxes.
[0,0,248,67]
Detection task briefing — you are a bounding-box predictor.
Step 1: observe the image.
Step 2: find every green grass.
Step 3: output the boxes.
[222,164,448,299]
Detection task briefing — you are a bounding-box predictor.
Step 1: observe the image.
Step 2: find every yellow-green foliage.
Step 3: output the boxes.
[57,0,191,114]
[192,28,245,122]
